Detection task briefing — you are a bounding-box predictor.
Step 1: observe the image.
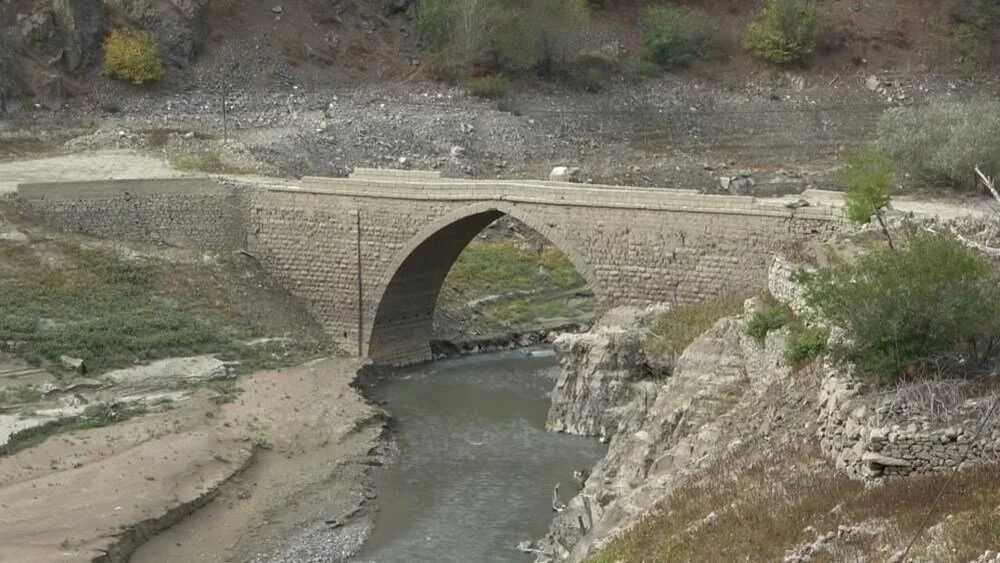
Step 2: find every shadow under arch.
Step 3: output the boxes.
[363,201,600,366]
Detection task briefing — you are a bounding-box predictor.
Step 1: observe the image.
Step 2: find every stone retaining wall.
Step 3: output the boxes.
[816,369,1000,480]
[10,177,246,251]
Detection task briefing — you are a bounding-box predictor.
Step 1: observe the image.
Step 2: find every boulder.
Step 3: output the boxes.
[59,355,87,375]
[721,174,755,195]
[549,166,581,183]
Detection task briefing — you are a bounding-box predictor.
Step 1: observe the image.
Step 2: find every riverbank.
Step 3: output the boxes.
[0,357,384,563]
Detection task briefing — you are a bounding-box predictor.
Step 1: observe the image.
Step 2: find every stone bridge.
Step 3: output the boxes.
[7,167,846,366]
[245,169,844,366]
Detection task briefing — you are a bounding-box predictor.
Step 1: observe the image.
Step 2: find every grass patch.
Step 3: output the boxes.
[784,324,828,368]
[0,385,44,407]
[0,241,324,377]
[0,402,148,456]
[445,240,586,298]
[643,296,746,359]
[480,292,598,328]
[0,244,238,374]
[747,305,791,341]
[168,151,250,174]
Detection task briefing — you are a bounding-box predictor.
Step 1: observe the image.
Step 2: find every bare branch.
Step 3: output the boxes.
[975,166,1000,207]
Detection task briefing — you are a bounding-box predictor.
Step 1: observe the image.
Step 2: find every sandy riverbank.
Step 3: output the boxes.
[0,357,384,563]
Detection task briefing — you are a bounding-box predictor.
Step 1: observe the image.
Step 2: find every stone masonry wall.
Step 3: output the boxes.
[816,368,1000,480]
[248,169,845,365]
[7,169,846,366]
[10,177,246,251]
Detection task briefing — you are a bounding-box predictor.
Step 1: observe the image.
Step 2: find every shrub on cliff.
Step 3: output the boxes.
[741,0,817,65]
[747,305,791,341]
[784,324,827,367]
[102,29,164,85]
[639,6,719,70]
[796,231,1000,382]
[876,100,1000,190]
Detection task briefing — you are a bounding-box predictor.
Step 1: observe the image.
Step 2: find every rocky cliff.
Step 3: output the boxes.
[534,294,795,561]
[1,0,205,103]
[533,247,1000,562]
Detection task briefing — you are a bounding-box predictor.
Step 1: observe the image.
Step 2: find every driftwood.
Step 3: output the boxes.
[975,166,1000,207]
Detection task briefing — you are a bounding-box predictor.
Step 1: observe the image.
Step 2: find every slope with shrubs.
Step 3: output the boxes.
[587,226,1000,562]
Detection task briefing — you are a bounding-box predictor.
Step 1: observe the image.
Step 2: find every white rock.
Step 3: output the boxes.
[549,166,581,182]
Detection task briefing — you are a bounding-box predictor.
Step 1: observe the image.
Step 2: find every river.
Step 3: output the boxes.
[355,349,606,562]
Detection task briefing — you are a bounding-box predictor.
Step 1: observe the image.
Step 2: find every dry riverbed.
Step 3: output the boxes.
[0,357,383,563]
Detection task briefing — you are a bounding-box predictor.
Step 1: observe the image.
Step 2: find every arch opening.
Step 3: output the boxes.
[364,204,598,366]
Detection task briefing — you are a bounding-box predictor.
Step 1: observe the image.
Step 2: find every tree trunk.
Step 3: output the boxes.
[875,209,895,251]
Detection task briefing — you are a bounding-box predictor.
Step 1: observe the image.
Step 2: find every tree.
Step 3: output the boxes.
[494,0,589,75]
[840,147,896,250]
[416,0,503,79]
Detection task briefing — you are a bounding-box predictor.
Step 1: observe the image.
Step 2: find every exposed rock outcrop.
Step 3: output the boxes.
[546,305,668,438]
[536,298,794,561]
[106,0,206,64]
[52,0,105,69]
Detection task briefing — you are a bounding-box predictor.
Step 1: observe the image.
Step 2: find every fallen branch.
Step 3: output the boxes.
[975,166,1000,208]
[924,226,1000,258]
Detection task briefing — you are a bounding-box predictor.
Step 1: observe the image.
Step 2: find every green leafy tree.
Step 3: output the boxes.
[741,0,817,65]
[840,148,896,249]
[796,231,1000,382]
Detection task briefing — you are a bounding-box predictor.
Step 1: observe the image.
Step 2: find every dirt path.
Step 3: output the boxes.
[0,150,193,194]
[0,357,381,563]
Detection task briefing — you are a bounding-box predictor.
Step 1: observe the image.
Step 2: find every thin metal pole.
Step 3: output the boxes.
[356,210,363,357]
[222,79,228,142]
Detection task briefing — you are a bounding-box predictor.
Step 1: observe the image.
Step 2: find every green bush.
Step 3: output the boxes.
[747,305,792,341]
[101,29,164,85]
[784,325,828,367]
[565,52,617,92]
[876,100,1000,190]
[640,6,718,70]
[741,0,817,65]
[796,231,1000,382]
[634,60,663,77]
[644,296,746,359]
[466,74,510,98]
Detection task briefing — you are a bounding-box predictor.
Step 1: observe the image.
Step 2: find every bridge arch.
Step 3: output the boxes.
[363,201,600,365]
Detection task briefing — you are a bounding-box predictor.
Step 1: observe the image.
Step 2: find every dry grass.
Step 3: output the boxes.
[589,393,1000,563]
[168,151,250,175]
[643,296,747,359]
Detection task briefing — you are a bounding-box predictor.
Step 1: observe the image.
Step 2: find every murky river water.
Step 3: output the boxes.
[355,349,606,563]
